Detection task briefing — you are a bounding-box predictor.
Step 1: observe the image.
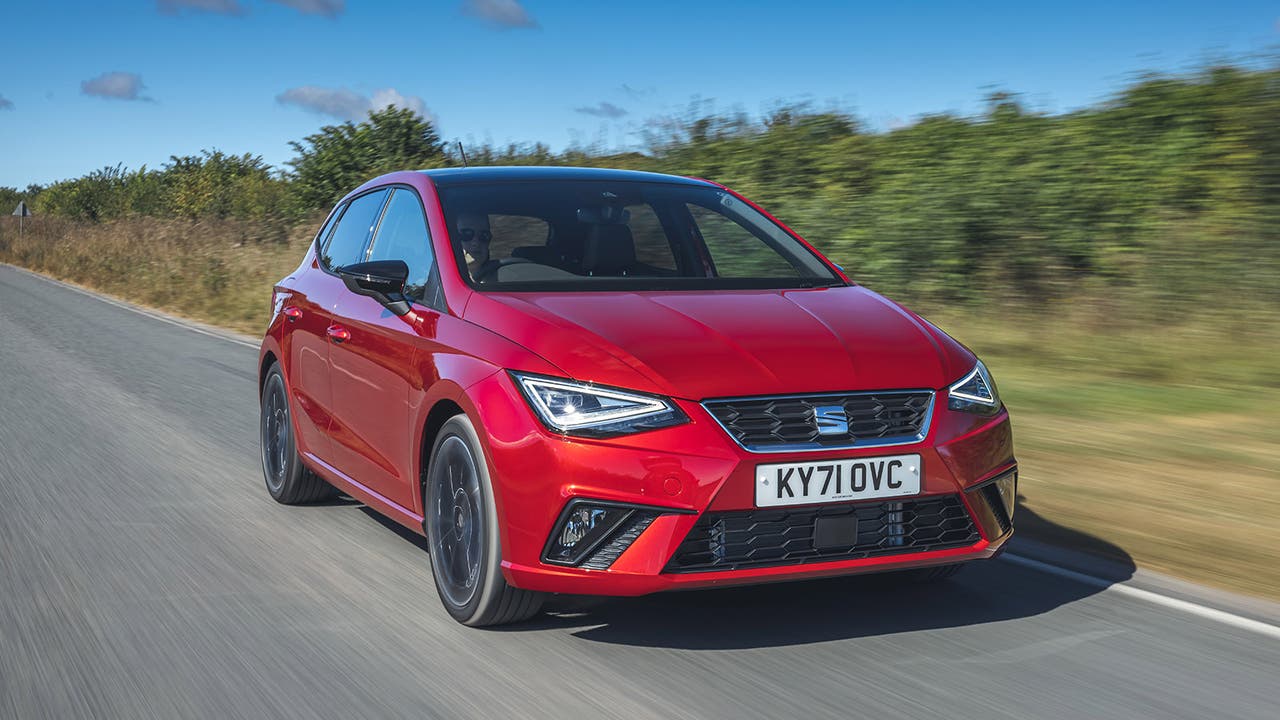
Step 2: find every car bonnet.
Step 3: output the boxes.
[463,285,974,400]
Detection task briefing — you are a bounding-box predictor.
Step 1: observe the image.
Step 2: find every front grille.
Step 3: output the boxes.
[702,390,933,451]
[665,495,979,573]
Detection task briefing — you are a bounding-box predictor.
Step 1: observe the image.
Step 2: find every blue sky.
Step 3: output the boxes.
[0,0,1275,188]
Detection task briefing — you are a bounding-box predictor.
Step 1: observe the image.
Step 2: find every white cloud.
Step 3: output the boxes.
[81,72,151,102]
[277,85,433,123]
[157,0,246,15]
[460,0,538,29]
[369,88,432,121]
[620,84,656,100]
[267,0,344,17]
[157,0,343,16]
[277,86,365,120]
[575,102,628,119]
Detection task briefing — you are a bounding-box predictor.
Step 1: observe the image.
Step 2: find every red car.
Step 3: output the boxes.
[258,167,1016,627]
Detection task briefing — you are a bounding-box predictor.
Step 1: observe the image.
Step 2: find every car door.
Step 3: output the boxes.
[289,188,390,467]
[327,186,443,511]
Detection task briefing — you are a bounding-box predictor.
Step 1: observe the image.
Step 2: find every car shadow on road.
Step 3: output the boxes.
[503,501,1136,650]
[340,490,1136,650]
[357,505,431,553]
[310,495,363,508]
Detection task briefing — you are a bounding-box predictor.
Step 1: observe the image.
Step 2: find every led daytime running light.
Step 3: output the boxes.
[950,364,995,405]
[948,361,1001,415]
[512,373,681,434]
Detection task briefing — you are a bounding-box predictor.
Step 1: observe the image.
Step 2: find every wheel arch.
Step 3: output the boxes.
[412,370,526,565]
[259,350,279,397]
[418,397,467,504]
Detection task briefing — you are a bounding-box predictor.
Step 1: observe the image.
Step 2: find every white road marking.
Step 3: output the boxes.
[8,261,1280,639]
[1003,554,1280,640]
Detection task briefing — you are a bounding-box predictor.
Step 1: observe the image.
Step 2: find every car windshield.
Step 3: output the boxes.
[437,180,843,291]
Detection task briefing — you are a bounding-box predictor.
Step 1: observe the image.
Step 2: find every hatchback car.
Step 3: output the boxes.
[258,167,1016,626]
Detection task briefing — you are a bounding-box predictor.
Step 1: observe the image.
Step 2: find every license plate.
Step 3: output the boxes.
[755,454,921,508]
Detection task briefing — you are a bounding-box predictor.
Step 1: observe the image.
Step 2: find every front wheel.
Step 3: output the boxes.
[424,415,544,627]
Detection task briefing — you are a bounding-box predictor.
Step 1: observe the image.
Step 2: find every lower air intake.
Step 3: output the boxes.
[665,495,979,573]
[580,513,660,570]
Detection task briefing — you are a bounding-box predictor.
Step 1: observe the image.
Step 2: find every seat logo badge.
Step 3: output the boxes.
[814,405,849,436]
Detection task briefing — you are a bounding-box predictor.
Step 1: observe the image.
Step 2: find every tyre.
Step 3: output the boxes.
[424,415,544,627]
[260,363,337,504]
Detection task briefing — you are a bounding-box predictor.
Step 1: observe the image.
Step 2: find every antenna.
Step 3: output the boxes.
[456,141,469,167]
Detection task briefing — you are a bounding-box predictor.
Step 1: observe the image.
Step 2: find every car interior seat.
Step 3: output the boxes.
[582,224,637,276]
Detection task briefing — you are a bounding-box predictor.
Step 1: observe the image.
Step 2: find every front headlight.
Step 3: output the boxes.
[948,360,1002,415]
[510,372,689,437]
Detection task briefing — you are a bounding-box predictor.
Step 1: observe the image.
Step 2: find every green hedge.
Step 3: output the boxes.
[5,64,1277,312]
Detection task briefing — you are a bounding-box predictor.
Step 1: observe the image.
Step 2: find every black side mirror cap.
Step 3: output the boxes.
[337,260,412,316]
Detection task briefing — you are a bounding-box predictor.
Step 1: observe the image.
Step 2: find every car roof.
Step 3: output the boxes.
[419,166,716,188]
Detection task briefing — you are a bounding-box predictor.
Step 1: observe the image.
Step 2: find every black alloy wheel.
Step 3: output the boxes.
[424,415,544,626]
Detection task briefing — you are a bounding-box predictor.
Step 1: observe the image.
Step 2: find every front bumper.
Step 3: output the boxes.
[468,372,1016,597]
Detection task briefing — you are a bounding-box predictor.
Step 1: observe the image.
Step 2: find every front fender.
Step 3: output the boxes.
[408,335,562,562]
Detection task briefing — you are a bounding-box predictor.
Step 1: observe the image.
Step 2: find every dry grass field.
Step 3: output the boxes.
[3,215,1277,599]
[940,343,1279,599]
[0,216,316,334]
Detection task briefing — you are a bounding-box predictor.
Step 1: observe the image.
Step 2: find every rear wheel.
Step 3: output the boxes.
[260,364,337,504]
[424,415,544,627]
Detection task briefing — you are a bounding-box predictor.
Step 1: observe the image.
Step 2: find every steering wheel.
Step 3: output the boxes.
[473,257,534,283]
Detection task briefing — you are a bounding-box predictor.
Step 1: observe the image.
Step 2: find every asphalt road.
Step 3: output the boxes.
[2,263,1278,720]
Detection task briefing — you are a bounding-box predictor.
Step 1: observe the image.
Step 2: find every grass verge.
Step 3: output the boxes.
[930,309,1279,599]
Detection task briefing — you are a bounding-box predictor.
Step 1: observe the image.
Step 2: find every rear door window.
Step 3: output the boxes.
[320,189,389,269]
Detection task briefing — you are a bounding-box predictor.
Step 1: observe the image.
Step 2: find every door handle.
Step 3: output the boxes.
[282,306,303,321]
[326,325,351,343]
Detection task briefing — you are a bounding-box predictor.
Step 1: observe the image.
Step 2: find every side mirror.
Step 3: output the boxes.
[337,260,412,316]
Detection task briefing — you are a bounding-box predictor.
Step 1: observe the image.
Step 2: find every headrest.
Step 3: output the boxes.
[583,224,636,275]
[577,206,631,224]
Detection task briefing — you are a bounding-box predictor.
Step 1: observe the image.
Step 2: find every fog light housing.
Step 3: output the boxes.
[967,468,1017,537]
[543,501,640,567]
[994,470,1017,521]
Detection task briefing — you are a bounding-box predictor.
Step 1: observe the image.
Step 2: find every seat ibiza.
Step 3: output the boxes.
[258,167,1016,626]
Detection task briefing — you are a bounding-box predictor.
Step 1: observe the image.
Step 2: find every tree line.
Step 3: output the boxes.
[4,64,1277,309]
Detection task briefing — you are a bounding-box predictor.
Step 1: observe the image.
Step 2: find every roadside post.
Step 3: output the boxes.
[12,200,31,236]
